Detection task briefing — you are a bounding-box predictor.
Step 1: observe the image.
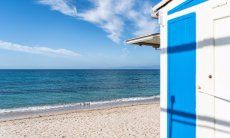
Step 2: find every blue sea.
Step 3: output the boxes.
[0,69,159,118]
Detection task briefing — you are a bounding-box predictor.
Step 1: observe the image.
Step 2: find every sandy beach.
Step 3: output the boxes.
[0,103,159,138]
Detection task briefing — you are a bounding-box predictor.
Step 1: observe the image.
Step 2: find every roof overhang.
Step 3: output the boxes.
[126,33,160,48]
[152,0,172,18]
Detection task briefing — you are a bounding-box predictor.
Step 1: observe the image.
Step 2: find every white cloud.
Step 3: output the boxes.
[77,0,124,43]
[129,2,159,36]
[38,0,77,17]
[78,0,159,43]
[37,0,159,43]
[0,40,80,57]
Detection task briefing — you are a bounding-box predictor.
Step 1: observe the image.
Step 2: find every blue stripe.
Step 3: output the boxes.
[167,13,196,138]
[168,0,207,15]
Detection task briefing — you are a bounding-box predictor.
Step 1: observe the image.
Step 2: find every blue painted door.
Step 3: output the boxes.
[167,13,196,138]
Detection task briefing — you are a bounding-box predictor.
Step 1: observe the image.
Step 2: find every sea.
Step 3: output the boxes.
[0,69,160,120]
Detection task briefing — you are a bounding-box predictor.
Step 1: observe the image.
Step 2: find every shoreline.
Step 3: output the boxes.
[0,96,159,122]
[0,102,160,137]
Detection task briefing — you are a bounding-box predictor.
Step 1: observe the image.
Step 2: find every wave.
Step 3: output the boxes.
[0,95,159,115]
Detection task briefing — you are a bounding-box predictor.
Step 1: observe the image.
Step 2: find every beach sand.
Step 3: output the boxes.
[0,103,160,138]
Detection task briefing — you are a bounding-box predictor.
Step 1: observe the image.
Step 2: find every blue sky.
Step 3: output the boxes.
[0,0,160,69]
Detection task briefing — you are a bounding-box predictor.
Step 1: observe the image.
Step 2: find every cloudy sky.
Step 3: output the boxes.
[0,0,160,69]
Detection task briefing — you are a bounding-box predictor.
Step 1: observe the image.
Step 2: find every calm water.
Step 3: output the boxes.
[0,69,159,109]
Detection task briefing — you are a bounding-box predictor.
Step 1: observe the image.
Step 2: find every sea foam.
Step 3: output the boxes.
[0,96,159,115]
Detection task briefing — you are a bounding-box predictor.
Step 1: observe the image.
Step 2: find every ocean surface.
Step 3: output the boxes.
[0,69,159,117]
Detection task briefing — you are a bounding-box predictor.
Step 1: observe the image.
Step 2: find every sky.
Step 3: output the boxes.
[0,0,161,69]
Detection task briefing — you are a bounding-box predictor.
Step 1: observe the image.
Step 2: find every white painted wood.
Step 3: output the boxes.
[167,0,207,20]
[214,98,230,137]
[158,1,195,137]
[158,1,211,137]
[196,1,215,138]
[196,1,230,137]
[196,93,215,138]
[214,17,230,101]
[156,1,230,138]
[214,15,230,138]
[159,8,168,138]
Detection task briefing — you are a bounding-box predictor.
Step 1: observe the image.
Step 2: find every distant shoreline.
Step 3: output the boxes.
[0,96,159,121]
[0,69,160,70]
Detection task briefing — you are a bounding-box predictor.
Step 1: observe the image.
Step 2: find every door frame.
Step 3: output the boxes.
[167,12,197,138]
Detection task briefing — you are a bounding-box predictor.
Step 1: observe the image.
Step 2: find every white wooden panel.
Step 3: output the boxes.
[214,17,230,100]
[214,98,230,137]
[214,16,230,138]
[196,2,215,138]
[197,92,215,138]
[159,8,168,138]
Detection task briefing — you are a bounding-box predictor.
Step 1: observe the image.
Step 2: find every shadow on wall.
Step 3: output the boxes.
[161,36,230,54]
[163,36,230,138]
[163,96,230,138]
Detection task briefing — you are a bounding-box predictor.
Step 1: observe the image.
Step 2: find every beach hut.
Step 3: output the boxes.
[127,0,230,138]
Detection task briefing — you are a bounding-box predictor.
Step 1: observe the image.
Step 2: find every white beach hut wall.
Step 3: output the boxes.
[127,0,230,137]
